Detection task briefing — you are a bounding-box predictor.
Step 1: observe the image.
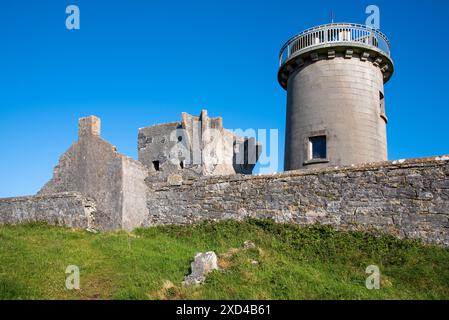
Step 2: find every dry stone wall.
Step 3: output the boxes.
[0,192,96,229]
[145,156,449,246]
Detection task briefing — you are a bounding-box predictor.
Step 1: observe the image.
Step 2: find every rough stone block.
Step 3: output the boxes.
[167,174,183,186]
[78,116,101,137]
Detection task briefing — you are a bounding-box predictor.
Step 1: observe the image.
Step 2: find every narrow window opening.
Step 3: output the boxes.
[379,91,388,123]
[152,160,160,171]
[309,136,327,160]
[180,161,184,169]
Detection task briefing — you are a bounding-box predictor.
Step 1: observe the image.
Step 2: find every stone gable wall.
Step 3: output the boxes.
[38,116,148,231]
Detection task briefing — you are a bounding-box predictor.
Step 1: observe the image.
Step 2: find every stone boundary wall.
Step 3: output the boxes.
[145,156,449,246]
[0,192,96,229]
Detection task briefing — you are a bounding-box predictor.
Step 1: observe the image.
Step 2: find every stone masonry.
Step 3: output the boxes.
[0,192,96,229]
[0,114,448,247]
[38,116,149,230]
[2,24,447,247]
[138,109,262,182]
[0,112,261,231]
[145,156,449,246]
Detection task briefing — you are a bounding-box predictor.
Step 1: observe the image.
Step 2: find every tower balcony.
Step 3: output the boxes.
[278,23,393,89]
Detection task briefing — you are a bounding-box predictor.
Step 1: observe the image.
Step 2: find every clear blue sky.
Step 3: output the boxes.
[1,0,448,197]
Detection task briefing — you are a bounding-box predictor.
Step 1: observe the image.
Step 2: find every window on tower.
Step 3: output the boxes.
[379,91,388,123]
[309,136,327,160]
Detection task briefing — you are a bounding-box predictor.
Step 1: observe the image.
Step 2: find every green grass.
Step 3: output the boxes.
[0,219,448,300]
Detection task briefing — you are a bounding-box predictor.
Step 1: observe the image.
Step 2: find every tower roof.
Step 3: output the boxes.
[278,23,394,89]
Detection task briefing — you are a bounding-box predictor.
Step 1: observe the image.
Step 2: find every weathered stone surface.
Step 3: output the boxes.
[145,156,449,246]
[0,192,96,229]
[39,116,149,231]
[283,55,390,171]
[243,240,256,250]
[182,252,219,286]
[138,110,262,182]
[167,174,183,186]
[1,115,448,250]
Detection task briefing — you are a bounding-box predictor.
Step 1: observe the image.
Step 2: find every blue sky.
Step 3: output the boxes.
[1,0,448,197]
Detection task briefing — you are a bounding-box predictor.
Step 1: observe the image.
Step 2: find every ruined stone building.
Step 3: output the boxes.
[138,109,262,181]
[35,110,261,230]
[1,23,449,246]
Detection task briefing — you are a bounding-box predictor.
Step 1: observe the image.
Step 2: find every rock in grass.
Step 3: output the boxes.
[182,252,218,286]
[243,240,256,250]
[85,228,98,234]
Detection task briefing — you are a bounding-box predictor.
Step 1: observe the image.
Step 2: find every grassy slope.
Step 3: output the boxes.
[0,219,448,300]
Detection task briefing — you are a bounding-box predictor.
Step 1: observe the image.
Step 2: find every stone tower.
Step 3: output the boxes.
[278,23,394,171]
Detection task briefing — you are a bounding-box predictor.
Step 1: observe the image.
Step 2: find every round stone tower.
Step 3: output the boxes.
[278,23,394,171]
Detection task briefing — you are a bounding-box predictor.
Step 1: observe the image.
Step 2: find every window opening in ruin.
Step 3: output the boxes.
[152,161,160,171]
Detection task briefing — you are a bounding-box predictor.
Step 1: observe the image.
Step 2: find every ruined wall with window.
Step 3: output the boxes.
[138,110,262,182]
